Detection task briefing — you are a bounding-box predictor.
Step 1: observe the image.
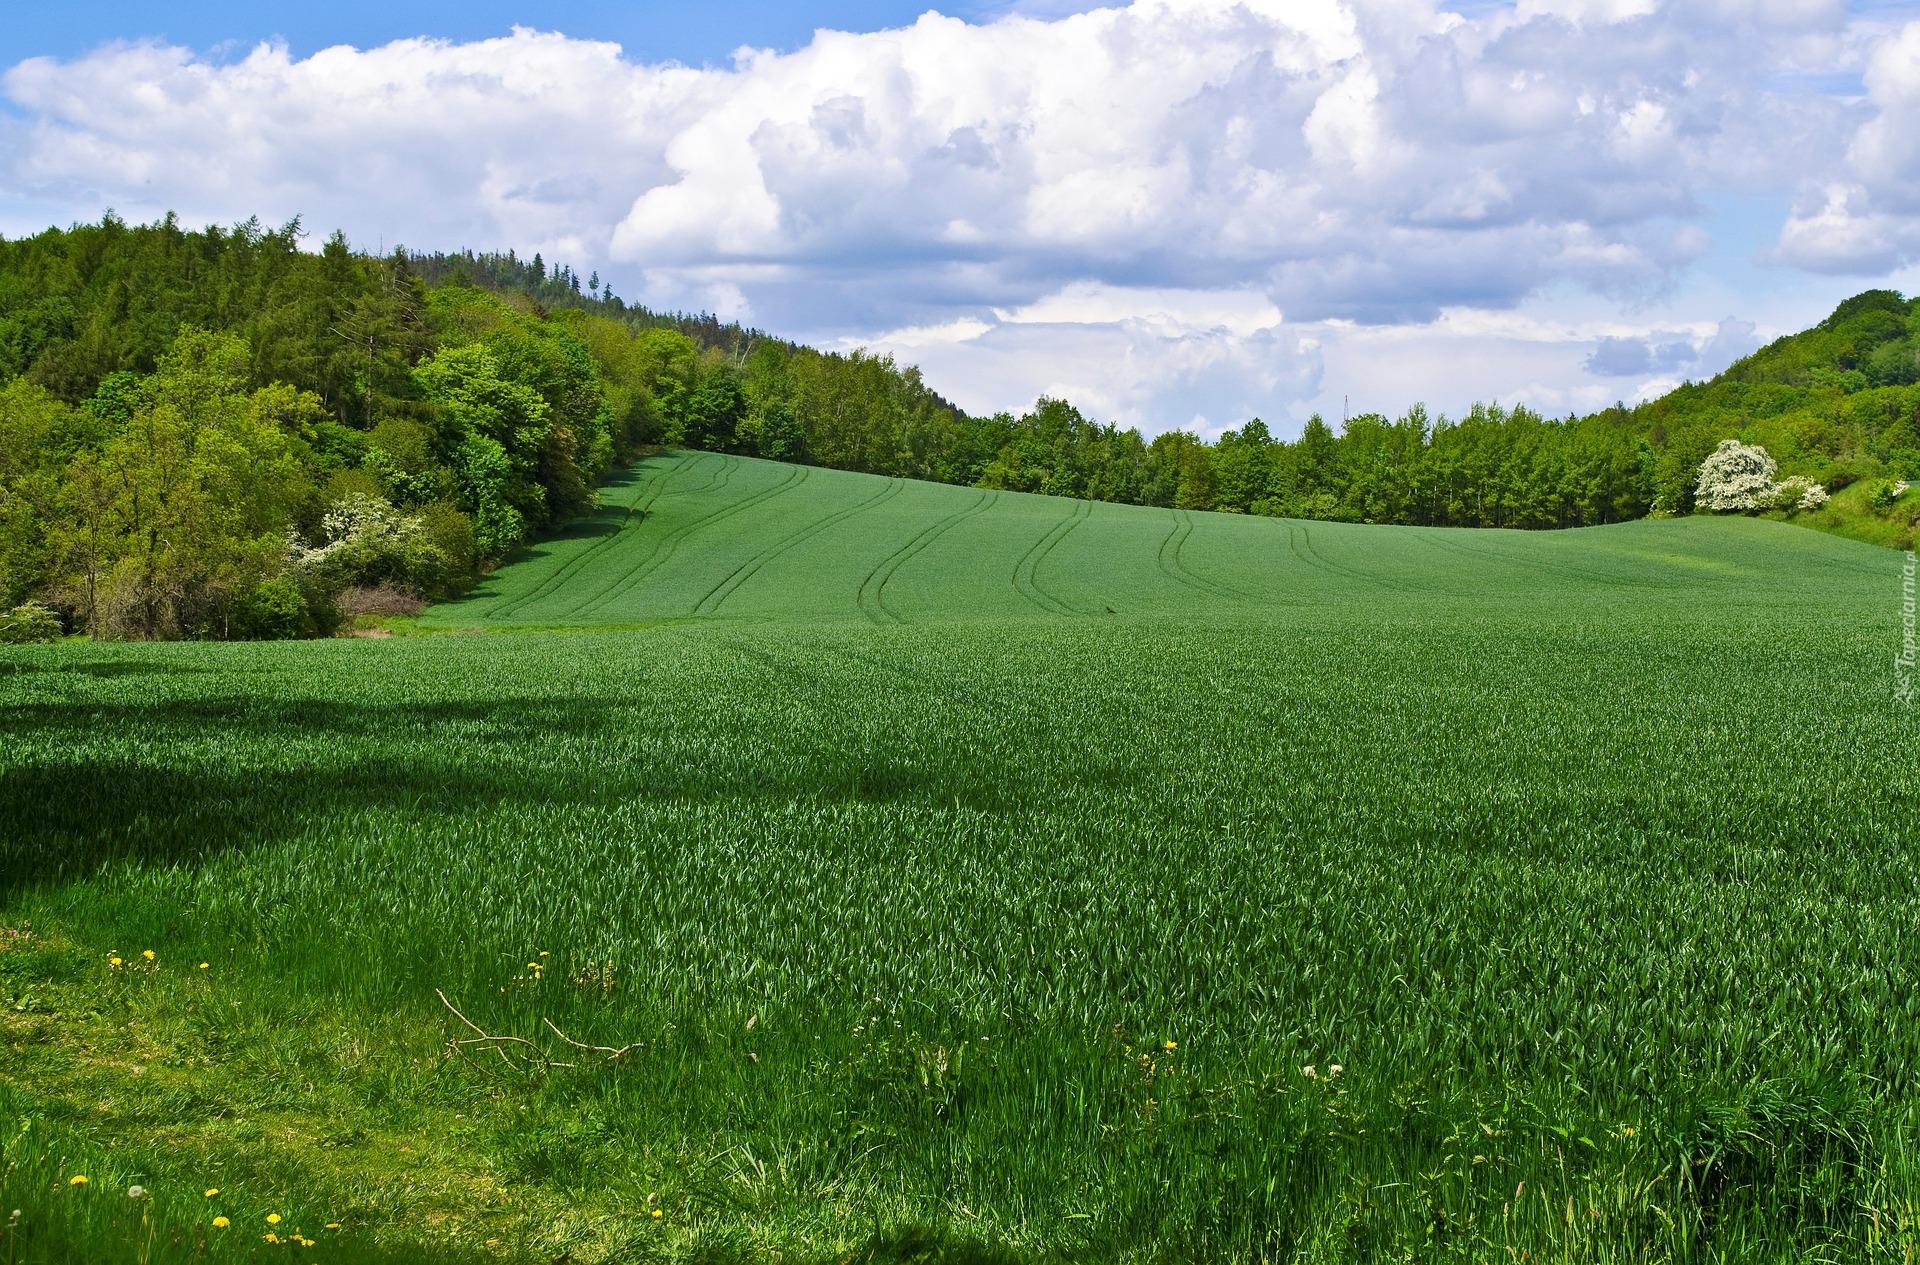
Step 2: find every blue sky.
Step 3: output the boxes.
[3,1,1919,435]
[0,2,1115,66]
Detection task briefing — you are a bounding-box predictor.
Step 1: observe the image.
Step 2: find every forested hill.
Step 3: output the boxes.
[0,212,1916,640]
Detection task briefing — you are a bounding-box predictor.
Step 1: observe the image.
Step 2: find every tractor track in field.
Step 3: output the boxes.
[1156,509,1246,600]
[667,453,737,499]
[1010,499,1094,615]
[1416,529,1644,589]
[570,462,810,618]
[693,478,906,617]
[857,490,997,625]
[1286,521,1417,593]
[485,454,707,621]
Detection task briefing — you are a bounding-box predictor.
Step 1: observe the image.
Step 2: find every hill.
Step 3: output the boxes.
[2,212,1917,646]
[426,450,1887,630]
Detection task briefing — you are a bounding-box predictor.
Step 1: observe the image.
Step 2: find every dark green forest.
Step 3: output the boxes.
[2,213,1917,639]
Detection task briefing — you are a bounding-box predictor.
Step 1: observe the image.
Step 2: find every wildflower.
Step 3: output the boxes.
[127,1185,146,1199]
[68,1175,88,1186]
[1302,1065,1317,1079]
[264,1232,280,1243]
[651,1209,664,1219]
[324,1222,341,1230]
[538,951,550,957]
[1329,1064,1343,1078]
[1163,1040,1177,1051]
[1621,1126,1635,1137]
[266,1212,282,1224]
[212,1216,230,1228]
[205,1188,219,1198]
[142,949,155,961]
[199,962,210,970]
[108,956,123,967]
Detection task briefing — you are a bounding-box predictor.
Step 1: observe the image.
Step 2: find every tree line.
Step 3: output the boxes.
[2,213,1917,638]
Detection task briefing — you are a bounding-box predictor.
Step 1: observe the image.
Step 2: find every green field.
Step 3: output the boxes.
[423,451,1890,628]
[5,452,1918,1263]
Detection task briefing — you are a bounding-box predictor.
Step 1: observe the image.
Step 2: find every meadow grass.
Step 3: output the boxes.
[4,452,1917,1262]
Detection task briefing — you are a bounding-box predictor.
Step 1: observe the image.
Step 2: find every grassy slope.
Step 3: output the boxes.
[5,456,1919,1264]
[424,451,1889,630]
[1769,479,1920,551]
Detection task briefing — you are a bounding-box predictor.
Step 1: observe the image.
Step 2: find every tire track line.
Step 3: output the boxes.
[1417,529,1652,589]
[1292,521,1416,593]
[572,462,810,618]
[1161,509,1246,600]
[487,453,705,621]
[1011,498,1093,615]
[858,490,996,625]
[693,478,905,617]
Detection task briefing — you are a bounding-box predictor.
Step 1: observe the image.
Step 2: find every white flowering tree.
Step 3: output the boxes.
[1694,440,1779,513]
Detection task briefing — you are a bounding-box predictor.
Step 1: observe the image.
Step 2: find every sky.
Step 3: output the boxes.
[4,0,1920,439]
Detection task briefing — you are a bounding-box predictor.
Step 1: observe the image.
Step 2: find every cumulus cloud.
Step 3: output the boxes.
[1773,18,1920,273]
[0,0,1899,433]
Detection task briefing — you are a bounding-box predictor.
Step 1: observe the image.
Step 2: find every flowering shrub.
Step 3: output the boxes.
[0,601,62,643]
[1770,475,1829,513]
[1697,439,1781,510]
[289,494,450,593]
[1694,440,1779,513]
[1869,480,1909,511]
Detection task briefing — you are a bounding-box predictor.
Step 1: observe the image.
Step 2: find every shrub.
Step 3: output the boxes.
[291,493,452,595]
[1868,481,1908,511]
[1695,439,1779,513]
[230,577,312,640]
[416,502,477,596]
[0,601,62,643]
[1770,476,1830,513]
[334,585,427,618]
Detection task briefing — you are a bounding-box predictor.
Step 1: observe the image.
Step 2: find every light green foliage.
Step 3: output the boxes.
[6,453,1915,1262]
[415,345,554,550]
[0,600,61,642]
[61,329,315,638]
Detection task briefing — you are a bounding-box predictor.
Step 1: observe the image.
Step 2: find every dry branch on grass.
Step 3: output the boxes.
[435,989,643,1076]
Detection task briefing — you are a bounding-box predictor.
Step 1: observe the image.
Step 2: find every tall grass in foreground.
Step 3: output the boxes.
[4,461,1918,1261]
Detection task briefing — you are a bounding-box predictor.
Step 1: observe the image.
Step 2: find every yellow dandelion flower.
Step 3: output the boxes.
[266,1212,281,1224]
[263,1232,280,1243]
[1163,1040,1177,1051]
[199,962,210,970]
[142,949,155,961]
[212,1216,230,1228]
[68,1175,88,1186]
[324,1222,341,1230]
[527,962,540,970]
[651,1208,664,1219]
[205,1188,219,1197]
[538,951,550,957]
[107,956,122,967]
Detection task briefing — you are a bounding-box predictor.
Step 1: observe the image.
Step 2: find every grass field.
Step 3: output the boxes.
[422,451,1891,628]
[5,452,1918,1263]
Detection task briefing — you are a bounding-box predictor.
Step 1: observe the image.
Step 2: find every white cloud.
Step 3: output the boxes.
[1773,18,1920,272]
[0,1,1905,435]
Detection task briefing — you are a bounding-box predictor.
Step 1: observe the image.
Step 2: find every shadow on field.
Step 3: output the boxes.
[0,689,1036,895]
[0,659,205,679]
